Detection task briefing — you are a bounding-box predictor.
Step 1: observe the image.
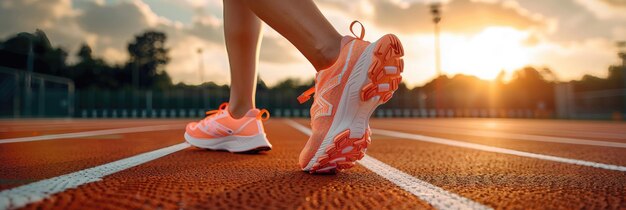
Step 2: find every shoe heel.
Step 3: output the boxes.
[310,129,371,174]
[360,34,404,104]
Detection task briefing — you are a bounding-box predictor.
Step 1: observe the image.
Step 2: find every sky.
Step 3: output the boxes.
[1,0,625,87]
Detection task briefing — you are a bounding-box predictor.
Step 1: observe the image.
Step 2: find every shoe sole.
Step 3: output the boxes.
[306,34,404,174]
[184,132,273,153]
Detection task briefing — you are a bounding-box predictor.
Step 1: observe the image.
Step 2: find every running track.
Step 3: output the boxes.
[0,118,625,209]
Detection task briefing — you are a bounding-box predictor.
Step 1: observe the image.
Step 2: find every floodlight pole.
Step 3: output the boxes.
[430,3,444,116]
[617,41,626,68]
[197,48,205,85]
[618,41,626,116]
[431,3,442,77]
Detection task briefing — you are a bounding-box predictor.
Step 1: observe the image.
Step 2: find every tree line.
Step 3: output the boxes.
[1,29,623,112]
[0,29,172,90]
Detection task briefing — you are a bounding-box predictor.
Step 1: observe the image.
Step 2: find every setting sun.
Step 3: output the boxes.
[441,27,532,80]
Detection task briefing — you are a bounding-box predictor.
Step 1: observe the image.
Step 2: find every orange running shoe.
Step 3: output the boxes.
[184,103,272,153]
[297,21,404,173]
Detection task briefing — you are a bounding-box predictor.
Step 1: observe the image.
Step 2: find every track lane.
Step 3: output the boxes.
[364,134,626,209]
[371,121,626,166]
[292,119,626,208]
[0,120,188,138]
[285,120,491,209]
[21,120,432,209]
[0,124,184,144]
[2,119,625,209]
[376,119,626,142]
[0,143,189,209]
[0,130,184,190]
[376,121,626,147]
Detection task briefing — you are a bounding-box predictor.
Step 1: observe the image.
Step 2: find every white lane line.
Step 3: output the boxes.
[386,120,626,140]
[0,143,190,210]
[0,124,184,144]
[284,120,491,210]
[392,124,626,148]
[0,122,175,132]
[373,129,626,172]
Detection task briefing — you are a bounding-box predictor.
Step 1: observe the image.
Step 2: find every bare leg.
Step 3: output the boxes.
[223,0,263,118]
[240,0,343,70]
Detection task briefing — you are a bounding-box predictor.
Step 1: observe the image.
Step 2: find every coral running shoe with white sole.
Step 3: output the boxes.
[184,103,272,153]
[297,21,404,173]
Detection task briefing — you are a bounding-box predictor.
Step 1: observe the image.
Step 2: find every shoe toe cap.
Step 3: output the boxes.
[185,122,198,133]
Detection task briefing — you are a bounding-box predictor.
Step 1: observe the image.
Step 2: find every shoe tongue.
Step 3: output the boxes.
[245,109,260,117]
[341,36,355,47]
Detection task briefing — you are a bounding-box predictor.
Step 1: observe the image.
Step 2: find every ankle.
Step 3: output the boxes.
[314,36,343,71]
[228,104,253,119]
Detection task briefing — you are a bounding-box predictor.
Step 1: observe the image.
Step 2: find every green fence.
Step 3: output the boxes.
[73,89,315,118]
[0,67,74,118]
[1,66,564,119]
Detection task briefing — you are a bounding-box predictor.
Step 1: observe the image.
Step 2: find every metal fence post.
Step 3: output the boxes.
[13,71,21,118]
[146,90,153,111]
[555,83,574,119]
[69,84,75,118]
[24,71,32,117]
[38,78,46,117]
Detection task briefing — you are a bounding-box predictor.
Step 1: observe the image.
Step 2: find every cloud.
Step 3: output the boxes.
[0,0,73,37]
[165,35,230,85]
[259,36,300,64]
[185,18,224,44]
[0,0,226,84]
[321,0,545,35]
[512,0,626,43]
[69,0,172,66]
[575,0,626,19]
[0,0,74,39]
[529,38,618,80]
[599,0,626,7]
[77,0,159,39]
[1,0,624,87]
[613,26,626,39]
[0,0,89,60]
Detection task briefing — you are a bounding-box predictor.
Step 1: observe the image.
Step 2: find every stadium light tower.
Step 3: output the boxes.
[430,3,442,76]
[430,2,444,115]
[618,41,626,66]
[618,41,626,116]
[197,48,205,85]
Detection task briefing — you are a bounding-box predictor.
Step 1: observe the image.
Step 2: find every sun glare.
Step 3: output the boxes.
[440,27,532,80]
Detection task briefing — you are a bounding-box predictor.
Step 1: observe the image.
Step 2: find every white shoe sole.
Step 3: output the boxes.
[184,132,272,153]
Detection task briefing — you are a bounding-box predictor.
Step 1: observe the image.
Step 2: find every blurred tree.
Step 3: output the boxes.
[446,74,490,108]
[256,75,268,91]
[272,78,303,91]
[127,31,172,89]
[505,67,554,110]
[420,75,450,108]
[10,29,626,114]
[607,65,625,89]
[70,43,123,89]
[77,44,93,61]
[0,30,68,76]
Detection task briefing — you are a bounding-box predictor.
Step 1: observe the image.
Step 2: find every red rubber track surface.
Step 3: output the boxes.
[0,118,624,209]
[17,121,429,209]
[0,125,186,190]
[369,119,626,166]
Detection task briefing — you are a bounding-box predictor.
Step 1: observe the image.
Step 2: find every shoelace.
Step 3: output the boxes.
[204,102,229,117]
[257,109,270,121]
[297,20,365,104]
[204,102,270,121]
